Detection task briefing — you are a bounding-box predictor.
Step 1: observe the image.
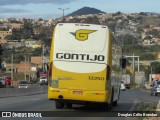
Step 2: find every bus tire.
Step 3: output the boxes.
[118,87,121,99]
[66,103,72,109]
[55,101,65,109]
[113,100,118,106]
[106,89,114,110]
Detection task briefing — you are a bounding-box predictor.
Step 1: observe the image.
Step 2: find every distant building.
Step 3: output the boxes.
[0,39,7,44]
[0,29,12,40]
[143,39,154,46]
[24,39,42,48]
[6,61,30,73]
[0,24,8,29]
[10,23,23,29]
[31,56,43,68]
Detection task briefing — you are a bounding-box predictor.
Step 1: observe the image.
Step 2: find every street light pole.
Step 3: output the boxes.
[58,8,69,22]
[11,52,13,86]
[10,43,14,86]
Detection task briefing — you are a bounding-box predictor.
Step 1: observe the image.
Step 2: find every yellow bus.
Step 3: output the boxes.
[48,23,124,110]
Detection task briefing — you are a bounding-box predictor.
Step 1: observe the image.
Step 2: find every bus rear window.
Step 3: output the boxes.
[55,24,108,52]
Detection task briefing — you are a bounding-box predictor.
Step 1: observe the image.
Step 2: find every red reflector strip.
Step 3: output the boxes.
[73,91,83,95]
[92,93,104,95]
[53,90,60,92]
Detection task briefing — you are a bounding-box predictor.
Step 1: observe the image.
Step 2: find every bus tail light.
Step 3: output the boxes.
[49,62,53,77]
[106,65,111,90]
[106,66,111,80]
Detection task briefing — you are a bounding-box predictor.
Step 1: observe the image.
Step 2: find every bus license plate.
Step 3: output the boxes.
[73,91,83,95]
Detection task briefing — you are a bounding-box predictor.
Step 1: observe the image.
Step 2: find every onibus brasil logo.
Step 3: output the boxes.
[70,29,97,41]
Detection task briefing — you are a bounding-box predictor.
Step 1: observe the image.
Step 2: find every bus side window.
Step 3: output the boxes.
[120,58,127,69]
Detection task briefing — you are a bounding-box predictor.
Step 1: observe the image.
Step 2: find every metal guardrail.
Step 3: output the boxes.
[0,86,47,98]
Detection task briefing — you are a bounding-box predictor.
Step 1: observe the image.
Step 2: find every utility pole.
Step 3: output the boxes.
[28,56,30,82]
[25,55,26,80]
[58,8,69,22]
[42,44,44,72]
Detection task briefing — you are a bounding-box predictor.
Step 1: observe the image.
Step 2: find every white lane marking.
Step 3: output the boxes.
[32,99,40,101]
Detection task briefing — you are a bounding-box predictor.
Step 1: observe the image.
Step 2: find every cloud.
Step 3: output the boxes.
[0,8,30,13]
[0,0,78,6]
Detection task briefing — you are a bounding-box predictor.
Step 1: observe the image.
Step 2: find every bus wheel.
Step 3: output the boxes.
[106,92,113,110]
[113,100,117,106]
[107,103,112,110]
[66,103,72,109]
[55,101,65,109]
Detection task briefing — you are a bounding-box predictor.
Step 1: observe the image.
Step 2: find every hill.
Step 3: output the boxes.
[68,7,105,16]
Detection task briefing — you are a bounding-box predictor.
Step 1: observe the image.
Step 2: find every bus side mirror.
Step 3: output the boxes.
[120,58,127,69]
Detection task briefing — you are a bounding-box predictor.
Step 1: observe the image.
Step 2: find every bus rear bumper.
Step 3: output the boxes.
[48,88,110,103]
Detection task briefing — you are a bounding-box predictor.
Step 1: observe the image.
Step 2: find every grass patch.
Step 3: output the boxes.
[135,100,157,120]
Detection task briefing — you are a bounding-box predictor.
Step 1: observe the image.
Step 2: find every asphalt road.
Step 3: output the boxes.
[0,89,159,120]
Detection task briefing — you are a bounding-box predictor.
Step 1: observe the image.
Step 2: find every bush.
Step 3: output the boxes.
[140,53,156,60]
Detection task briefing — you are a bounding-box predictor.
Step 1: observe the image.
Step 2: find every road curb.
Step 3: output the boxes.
[125,99,139,120]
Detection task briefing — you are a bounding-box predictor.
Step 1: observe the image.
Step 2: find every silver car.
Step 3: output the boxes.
[18,80,30,88]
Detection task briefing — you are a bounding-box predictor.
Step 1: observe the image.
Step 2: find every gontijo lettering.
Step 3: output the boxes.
[56,53,105,62]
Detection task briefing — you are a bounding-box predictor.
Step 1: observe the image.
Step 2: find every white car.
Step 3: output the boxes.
[121,81,126,91]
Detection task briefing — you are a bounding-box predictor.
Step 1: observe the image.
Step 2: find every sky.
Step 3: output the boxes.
[0,0,160,19]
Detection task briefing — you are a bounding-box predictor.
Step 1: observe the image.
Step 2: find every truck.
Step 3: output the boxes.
[122,74,130,89]
[39,73,48,85]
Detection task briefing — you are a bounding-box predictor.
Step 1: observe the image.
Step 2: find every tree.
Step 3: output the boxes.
[38,18,43,21]
[68,18,81,23]
[144,25,150,28]
[121,34,138,45]
[150,62,160,74]
[139,12,146,16]
[33,25,53,39]
[137,26,143,33]
[0,44,3,56]
[144,36,152,40]
[106,22,116,32]
[140,53,156,60]
[147,29,159,37]
[5,34,21,40]
[115,11,121,16]
[31,48,42,56]
[83,16,100,24]
[20,21,34,39]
